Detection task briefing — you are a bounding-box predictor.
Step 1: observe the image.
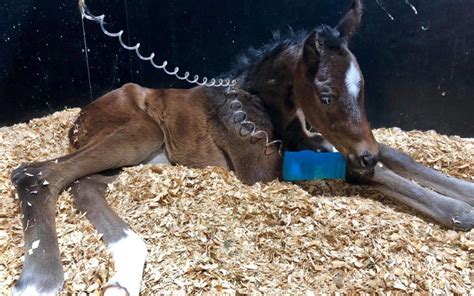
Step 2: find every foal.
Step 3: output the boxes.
[11,0,474,295]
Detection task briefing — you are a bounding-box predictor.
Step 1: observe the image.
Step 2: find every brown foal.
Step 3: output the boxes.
[11,0,474,295]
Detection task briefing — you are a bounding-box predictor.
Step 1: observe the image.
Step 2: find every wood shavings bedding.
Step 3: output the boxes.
[0,108,472,294]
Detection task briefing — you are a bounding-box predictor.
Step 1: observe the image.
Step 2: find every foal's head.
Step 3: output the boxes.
[293,0,379,171]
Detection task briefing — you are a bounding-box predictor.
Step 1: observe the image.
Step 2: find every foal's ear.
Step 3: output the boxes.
[336,0,363,42]
[302,31,322,74]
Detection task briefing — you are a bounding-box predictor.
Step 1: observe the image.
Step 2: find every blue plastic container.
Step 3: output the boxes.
[283,150,346,181]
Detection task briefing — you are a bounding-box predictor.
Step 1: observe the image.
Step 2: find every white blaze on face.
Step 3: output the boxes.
[345,61,362,98]
[343,58,363,123]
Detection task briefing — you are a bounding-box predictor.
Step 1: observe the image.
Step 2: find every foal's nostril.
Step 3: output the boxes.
[360,152,375,168]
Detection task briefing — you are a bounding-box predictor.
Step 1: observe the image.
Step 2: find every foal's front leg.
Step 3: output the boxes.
[379,144,474,206]
[361,164,474,230]
[283,117,334,152]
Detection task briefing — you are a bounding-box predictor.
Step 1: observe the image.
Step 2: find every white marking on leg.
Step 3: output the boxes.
[103,286,129,296]
[107,229,147,296]
[295,108,322,138]
[27,239,40,255]
[12,286,56,296]
[143,151,171,165]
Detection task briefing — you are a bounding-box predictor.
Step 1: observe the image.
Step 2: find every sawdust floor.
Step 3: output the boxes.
[0,108,473,294]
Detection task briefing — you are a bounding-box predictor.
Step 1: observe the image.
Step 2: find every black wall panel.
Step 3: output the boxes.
[0,0,473,136]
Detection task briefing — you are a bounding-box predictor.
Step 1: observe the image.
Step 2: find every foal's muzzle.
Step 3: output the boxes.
[349,150,380,172]
[359,151,378,169]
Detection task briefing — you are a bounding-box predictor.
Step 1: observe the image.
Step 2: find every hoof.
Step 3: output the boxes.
[11,164,49,189]
[12,286,58,296]
[13,272,63,296]
[11,164,57,202]
[103,284,130,296]
[452,208,474,231]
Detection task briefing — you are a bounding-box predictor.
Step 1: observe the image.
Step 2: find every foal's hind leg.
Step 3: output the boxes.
[71,172,146,296]
[11,97,164,294]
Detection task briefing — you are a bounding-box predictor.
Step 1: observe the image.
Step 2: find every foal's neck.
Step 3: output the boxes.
[238,45,301,134]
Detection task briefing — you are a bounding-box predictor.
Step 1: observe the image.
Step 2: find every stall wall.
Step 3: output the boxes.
[1,0,473,136]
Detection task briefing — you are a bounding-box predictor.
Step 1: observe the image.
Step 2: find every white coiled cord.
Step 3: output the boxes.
[78,0,282,155]
[226,87,283,156]
[79,0,231,87]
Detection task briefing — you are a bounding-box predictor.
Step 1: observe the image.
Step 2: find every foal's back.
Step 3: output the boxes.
[71,83,281,185]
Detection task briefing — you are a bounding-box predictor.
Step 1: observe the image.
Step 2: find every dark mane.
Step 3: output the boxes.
[227,29,308,79]
[226,25,341,80]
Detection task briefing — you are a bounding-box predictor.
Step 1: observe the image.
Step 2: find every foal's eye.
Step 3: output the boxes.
[320,95,333,105]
